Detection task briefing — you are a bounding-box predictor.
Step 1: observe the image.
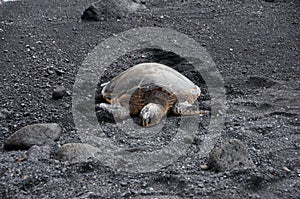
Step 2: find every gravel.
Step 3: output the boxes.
[0,0,299,198]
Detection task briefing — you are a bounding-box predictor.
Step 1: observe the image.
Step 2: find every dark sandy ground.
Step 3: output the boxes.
[0,0,299,198]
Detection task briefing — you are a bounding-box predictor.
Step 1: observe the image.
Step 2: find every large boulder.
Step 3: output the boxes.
[206,139,256,172]
[81,0,147,21]
[57,143,101,163]
[4,123,62,150]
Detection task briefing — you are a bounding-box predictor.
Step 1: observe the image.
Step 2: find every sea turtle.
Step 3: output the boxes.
[97,63,208,127]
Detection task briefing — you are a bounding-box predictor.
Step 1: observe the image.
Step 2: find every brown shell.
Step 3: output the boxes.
[128,85,178,115]
[102,63,201,114]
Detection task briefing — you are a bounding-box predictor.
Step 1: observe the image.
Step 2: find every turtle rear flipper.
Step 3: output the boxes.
[96,103,130,120]
[172,101,209,115]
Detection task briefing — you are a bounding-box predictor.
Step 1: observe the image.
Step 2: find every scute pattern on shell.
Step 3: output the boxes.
[129,85,178,114]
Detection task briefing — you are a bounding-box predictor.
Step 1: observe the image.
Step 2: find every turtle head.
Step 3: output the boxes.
[140,103,165,127]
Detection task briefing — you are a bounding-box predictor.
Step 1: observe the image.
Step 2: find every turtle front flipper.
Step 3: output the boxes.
[96,103,130,121]
[172,101,209,116]
[140,103,166,127]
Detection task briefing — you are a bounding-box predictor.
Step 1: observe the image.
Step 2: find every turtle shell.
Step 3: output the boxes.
[102,63,201,114]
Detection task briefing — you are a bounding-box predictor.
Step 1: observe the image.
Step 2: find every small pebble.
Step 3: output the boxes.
[55,69,65,76]
[282,166,291,173]
[200,164,209,170]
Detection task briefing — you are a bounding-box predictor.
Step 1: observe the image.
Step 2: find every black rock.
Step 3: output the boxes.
[52,86,66,100]
[0,108,12,119]
[81,5,101,21]
[207,139,255,172]
[0,111,6,119]
[55,69,65,76]
[246,76,276,89]
[81,0,147,21]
